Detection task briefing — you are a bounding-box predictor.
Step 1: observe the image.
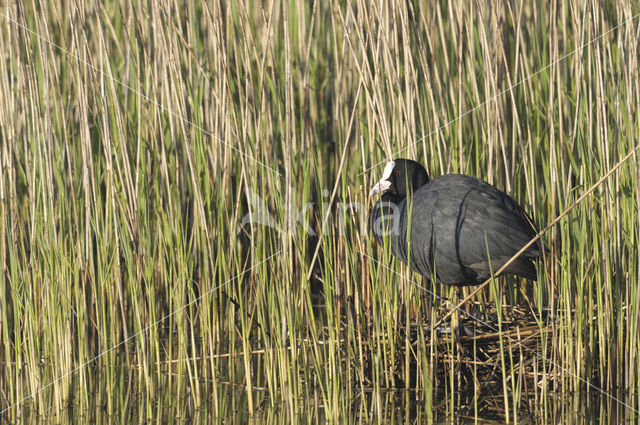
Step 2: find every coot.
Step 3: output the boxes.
[369,159,544,286]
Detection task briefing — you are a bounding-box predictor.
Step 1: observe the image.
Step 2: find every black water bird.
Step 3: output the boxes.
[369,159,544,287]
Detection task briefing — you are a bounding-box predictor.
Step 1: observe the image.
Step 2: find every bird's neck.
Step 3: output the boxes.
[381,192,405,204]
[370,193,406,243]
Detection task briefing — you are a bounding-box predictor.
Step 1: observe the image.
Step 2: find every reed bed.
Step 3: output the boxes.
[1,0,639,422]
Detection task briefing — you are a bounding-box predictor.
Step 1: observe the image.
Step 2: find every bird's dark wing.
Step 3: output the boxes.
[407,175,542,284]
[454,181,542,280]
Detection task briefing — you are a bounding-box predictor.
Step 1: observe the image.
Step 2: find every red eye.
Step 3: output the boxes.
[396,170,401,175]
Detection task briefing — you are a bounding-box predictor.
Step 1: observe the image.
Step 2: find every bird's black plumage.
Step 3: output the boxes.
[369,159,544,286]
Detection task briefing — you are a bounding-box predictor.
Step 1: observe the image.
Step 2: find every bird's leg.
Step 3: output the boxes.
[450,286,467,359]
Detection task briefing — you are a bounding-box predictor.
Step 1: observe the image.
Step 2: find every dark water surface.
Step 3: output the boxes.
[7,367,636,424]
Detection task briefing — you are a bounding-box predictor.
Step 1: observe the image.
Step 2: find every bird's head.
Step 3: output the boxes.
[369,159,430,197]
